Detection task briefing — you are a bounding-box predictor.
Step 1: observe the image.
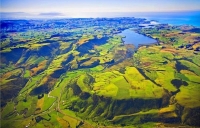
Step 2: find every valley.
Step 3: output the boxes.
[0,18,200,128]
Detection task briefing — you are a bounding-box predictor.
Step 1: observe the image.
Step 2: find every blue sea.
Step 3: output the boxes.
[130,11,200,27]
[1,11,200,27]
[84,11,200,27]
[94,11,200,27]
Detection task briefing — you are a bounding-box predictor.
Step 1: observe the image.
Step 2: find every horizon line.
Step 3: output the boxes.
[1,9,200,13]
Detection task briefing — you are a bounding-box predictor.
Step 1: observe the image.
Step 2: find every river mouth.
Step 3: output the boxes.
[118,29,157,48]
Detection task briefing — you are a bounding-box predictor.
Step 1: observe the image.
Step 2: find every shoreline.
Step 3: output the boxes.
[118,28,159,49]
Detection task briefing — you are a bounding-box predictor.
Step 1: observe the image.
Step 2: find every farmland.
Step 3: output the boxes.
[1,18,200,127]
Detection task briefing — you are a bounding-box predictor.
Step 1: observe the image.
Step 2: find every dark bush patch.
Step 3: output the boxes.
[30,85,49,95]
[35,116,43,123]
[171,79,188,89]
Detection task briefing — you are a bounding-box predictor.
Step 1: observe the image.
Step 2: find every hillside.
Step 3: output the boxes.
[1,18,200,128]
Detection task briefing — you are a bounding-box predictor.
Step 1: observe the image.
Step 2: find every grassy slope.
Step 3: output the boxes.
[1,23,200,128]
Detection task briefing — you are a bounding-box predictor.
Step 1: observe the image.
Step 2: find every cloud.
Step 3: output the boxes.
[39,12,64,16]
[0,12,37,19]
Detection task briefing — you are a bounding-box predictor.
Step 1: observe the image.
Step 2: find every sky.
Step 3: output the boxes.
[1,0,200,18]
[1,0,200,13]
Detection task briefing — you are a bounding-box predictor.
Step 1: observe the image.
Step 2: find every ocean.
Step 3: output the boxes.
[82,11,200,27]
[1,11,200,27]
[93,11,200,27]
[130,11,200,27]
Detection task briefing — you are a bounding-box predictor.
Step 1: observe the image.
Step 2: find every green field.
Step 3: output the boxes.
[1,19,200,128]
